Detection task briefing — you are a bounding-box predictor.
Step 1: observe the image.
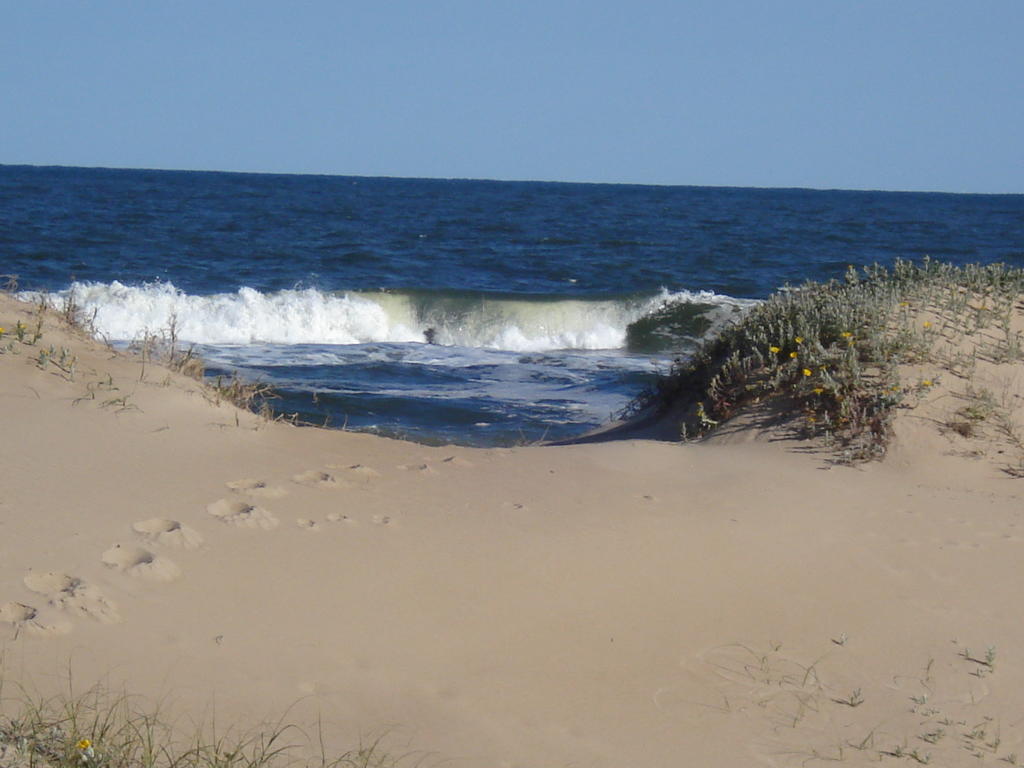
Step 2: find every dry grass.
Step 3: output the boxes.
[1,287,285,426]
[0,678,419,768]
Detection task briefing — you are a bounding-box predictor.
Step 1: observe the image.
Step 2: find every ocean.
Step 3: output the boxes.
[2,165,1022,445]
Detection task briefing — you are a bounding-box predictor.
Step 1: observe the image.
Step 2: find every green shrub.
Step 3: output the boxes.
[629,258,1024,461]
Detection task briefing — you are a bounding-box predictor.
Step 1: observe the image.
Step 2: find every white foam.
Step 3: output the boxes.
[25,282,753,353]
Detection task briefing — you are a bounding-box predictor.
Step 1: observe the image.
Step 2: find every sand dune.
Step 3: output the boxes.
[4,291,1024,767]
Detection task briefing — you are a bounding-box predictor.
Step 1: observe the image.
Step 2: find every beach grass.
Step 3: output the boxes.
[632,258,1024,461]
[0,679,410,768]
[0,284,285,425]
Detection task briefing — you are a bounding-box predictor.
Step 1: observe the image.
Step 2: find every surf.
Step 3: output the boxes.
[25,281,756,354]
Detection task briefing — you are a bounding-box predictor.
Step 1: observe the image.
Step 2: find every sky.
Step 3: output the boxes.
[2,1,1022,193]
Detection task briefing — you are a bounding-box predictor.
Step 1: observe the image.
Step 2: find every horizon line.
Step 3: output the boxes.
[2,161,1021,197]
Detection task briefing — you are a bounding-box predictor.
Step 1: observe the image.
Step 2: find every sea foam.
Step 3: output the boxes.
[26,281,753,353]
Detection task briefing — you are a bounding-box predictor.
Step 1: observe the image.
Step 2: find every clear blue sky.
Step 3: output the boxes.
[3,1,1022,192]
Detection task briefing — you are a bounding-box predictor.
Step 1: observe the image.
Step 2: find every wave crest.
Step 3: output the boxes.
[24,282,755,353]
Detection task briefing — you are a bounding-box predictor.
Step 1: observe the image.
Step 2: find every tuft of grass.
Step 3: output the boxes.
[160,315,205,383]
[0,681,416,768]
[832,688,864,708]
[960,645,997,675]
[629,258,1024,462]
[124,317,284,423]
[208,374,279,420]
[10,291,285,426]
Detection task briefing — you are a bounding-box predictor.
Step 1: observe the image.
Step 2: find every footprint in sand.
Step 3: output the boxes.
[344,464,381,482]
[326,512,356,525]
[398,463,436,476]
[207,499,280,530]
[371,514,392,526]
[23,571,120,623]
[291,470,347,489]
[295,518,321,531]
[132,518,204,550]
[0,601,71,636]
[101,544,182,582]
[442,455,474,468]
[226,479,288,498]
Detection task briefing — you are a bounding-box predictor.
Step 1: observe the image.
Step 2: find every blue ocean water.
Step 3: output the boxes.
[3,165,1023,445]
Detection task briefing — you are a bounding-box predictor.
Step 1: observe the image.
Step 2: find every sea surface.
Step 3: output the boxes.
[2,165,1022,445]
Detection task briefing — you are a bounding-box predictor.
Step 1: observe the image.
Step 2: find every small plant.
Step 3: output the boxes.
[77,737,96,763]
[211,374,278,415]
[54,347,77,379]
[833,688,864,707]
[31,315,44,344]
[964,717,994,746]
[169,346,204,380]
[960,645,997,673]
[695,401,718,429]
[847,730,876,751]
[907,747,931,764]
[100,394,138,413]
[960,388,997,423]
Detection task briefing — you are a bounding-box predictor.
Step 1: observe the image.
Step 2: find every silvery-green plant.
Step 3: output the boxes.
[629,258,1024,462]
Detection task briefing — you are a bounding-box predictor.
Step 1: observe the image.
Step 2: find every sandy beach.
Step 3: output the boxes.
[4,289,1024,767]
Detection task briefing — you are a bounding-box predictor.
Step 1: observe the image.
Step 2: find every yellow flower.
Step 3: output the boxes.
[921,379,933,387]
[802,368,812,377]
[769,345,780,354]
[923,321,932,329]
[813,387,824,395]
[78,740,92,750]
[840,331,852,338]
[789,351,798,359]
[795,336,804,344]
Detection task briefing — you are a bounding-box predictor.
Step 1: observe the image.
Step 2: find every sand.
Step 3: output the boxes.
[3,291,1024,767]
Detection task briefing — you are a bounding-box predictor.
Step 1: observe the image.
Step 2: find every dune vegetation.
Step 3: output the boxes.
[0,679,406,768]
[633,258,1024,462]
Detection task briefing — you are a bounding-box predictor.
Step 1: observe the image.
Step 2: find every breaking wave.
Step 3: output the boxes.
[26,282,756,353]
